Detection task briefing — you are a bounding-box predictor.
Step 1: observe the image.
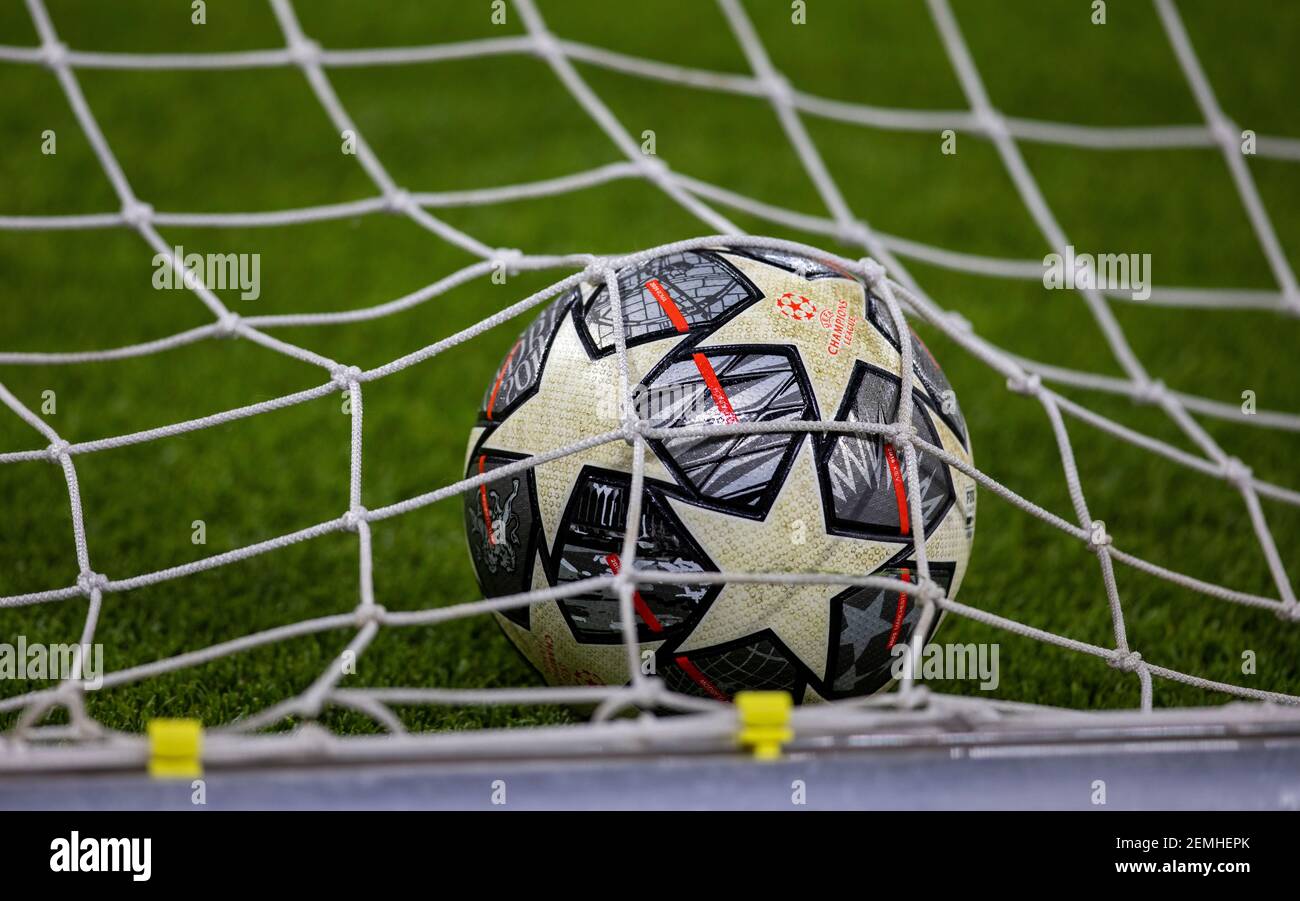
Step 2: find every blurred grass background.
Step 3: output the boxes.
[0,0,1297,733]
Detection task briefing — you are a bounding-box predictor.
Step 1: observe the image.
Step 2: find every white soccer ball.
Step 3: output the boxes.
[465,243,975,703]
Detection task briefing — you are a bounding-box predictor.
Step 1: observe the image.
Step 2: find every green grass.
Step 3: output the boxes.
[1,0,1298,734]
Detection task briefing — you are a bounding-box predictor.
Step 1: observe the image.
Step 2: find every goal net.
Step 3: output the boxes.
[1,0,1298,801]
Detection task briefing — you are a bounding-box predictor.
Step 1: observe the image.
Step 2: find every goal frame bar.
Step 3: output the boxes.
[4,698,1299,810]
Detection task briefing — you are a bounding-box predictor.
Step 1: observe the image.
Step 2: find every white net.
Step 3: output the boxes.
[1,0,1299,769]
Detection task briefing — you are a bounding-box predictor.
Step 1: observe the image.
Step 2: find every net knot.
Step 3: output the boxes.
[858,258,887,288]
[888,421,917,446]
[1282,293,1300,318]
[341,505,368,532]
[493,247,524,275]
[621,414,644,444]
[215,312,242,337]
[635,155,669,182]
[287,37,322,66]
[916,578,946,606]
[76,570,108,598]
[530,30,563,60]
[331,364,363,391]
[1220,456,1252,488]
[836,221,870,247]
[580,258,611,286]
[1132,378,1167,406]
[632,678,667,709]
[354,603,386,627]
[1277,604,1300,624]
[384,188,414,215]
[897,683,931,709]
[1208,117,1240,149]
[763,73,794,106]
[1006,372,1042,397]
[119,200,154,228]
[1107,650,1144,673]
[976,107,1009,140]
[45,440,71,463]
[41,41,69,69]
[1086,519,1112,549]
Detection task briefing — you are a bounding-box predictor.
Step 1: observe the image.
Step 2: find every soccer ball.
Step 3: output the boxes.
[464,244,976,703]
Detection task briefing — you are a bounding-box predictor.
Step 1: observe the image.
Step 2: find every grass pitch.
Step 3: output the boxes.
[1,0,1298,734]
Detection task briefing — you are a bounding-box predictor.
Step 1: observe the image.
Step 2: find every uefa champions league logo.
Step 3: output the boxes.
[773,287,859,356]
[775,291,816,321]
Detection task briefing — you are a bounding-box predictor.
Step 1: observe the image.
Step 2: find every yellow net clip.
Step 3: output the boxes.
[147,718,203,779]
[736,691,792,761]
